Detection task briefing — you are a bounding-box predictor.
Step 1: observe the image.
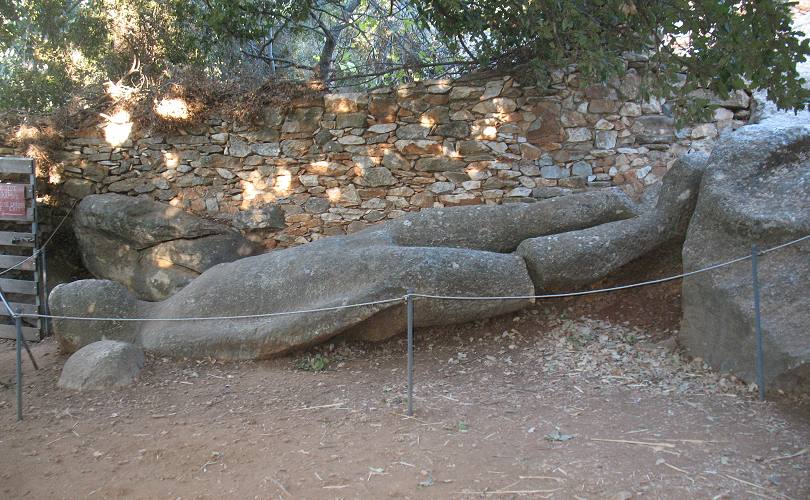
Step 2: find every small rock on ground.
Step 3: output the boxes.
[58,340,145,391]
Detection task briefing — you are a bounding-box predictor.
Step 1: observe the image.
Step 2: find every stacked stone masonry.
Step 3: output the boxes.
[54,70,750,248]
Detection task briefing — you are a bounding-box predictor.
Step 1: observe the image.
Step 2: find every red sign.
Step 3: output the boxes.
[0,184,27,217]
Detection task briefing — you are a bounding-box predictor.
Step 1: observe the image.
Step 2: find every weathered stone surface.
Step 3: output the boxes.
[680,125,810,392]
[336,112,367,129]
[395,140,442,155]
[368,123,397,134]
[527,102,564,146]
[414,157,467,172]
[566,128,592,142]
[688,89,750,110]
[233,205,286,230]
[457,140,490,156]
[73,194,257,301]
[429,181,455,194]
[382,150,410,170]
[106,177,141,193]
[324,93,366,113]
[64,178,95,198]
[632,116,676,144]
[517,153,708,290]
[337,135,365,145]
[422,106,450,124]
[282,107,324,134]
[50,188,641,358]
[595,130,618,149]
[616,69,641,100]
[449,86,482,100]
[435,121,470,138]
[571,161,593,177]
[354,166,396,187]
[58,340,144,391]
[589,99,621,114]
[228,138,251,157]
[368,96,398,122]
[472,98,517,114]
[390,189,636,252]
[304,197,330,214]
[396,123,431,140]
[540,165,568,179]
[281,139,313,156]
[619,102,642,117]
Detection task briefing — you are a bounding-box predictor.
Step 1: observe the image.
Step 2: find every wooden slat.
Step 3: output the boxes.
[0,210,34,222]
[0,158,34,174]
[0,278,37,295]
[0,231,35,247]
[0,302,38,316]
[0,254,36,271]
[0,324,40,341]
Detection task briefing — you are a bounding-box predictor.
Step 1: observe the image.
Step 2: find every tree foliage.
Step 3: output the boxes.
[1,0,808,116]
[415,0,810,114]
[0,0,202,110]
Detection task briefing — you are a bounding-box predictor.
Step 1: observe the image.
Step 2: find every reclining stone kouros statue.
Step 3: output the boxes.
[50,150,708,361]
[49,123,810,394]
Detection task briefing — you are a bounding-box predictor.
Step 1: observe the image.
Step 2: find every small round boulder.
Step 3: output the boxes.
[58,340,145,391]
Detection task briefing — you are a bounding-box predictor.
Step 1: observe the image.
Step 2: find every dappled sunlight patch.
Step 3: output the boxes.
[163,151,180,169]
[101,109,133,147]
[478,125,498,140]
[154,98,190,120]
[239,177,277,209]
[327,187,341,203]
[103,80,139,102]
[308,160,333,175]
[48,167,62,184]
[273,168,292,196]
[13,124,40,141]
[154,257,174,269]
[419,115,436,128]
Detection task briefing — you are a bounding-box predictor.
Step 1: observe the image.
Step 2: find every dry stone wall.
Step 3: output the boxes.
[52,68,751,248]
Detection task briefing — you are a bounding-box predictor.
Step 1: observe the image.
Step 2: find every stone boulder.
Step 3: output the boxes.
[51,189,638,360]
[516,153,708,290]
[58,340,145,391]
[680,124,810,392]
[73,194,257,301]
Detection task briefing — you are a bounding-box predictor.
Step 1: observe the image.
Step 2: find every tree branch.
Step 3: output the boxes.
[329,60,481,82]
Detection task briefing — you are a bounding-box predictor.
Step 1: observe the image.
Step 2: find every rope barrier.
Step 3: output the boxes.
[12,233,809,323]
[17,296,406,322]
[412,234,810,301]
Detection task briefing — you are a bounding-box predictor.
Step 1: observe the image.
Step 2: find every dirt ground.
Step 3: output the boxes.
[0,279,809,500]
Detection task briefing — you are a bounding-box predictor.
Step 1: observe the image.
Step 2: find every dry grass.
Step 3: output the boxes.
[51,68,326,134]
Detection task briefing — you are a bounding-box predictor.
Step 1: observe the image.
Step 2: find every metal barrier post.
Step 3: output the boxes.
[751,244,766,401]
[406,289,414,416]
[15,311,23,420]
[41,247,50,336]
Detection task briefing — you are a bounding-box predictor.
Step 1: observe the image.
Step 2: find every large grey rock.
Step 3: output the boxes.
[74,194,257,301]
[516,153,708,291]
[58,340,145,391]
[389,189,638,253]
[51,189,637,360]
[680,124,810,392]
